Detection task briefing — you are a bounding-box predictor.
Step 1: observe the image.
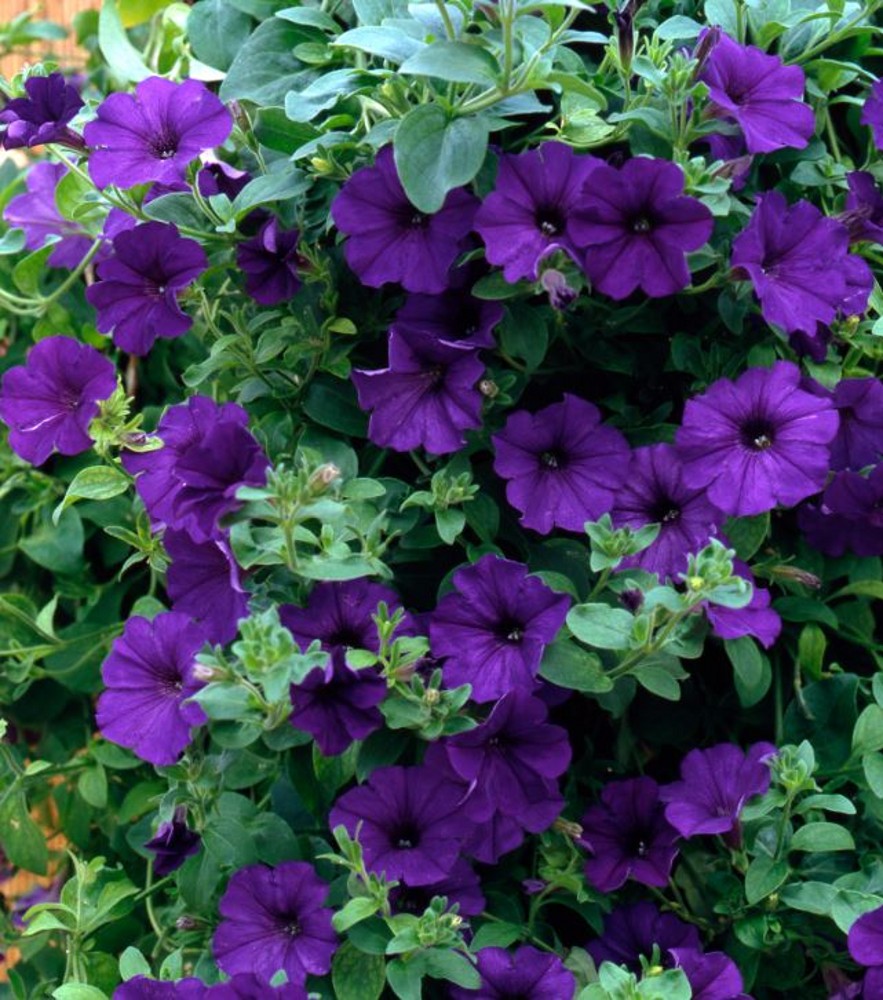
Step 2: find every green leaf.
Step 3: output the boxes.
[52,986,110,1000]
[499,302,549,371]
[78,764,108,809]
[724,512,769,561]
[567,603,634,650]
[231,168,310,217]
[333,25,424,62]
[539,637,612,693]
[632,661,683,700]
[20,508,85,575]
[780,880,838,915]
[725,636,771,707]
[393,105,488,214]
[863,753,883,797]
[220,19,315,105]
[118,946,151,981]
[254,108,320,154]
[0,228,27,255]
[98,0,152,82]
[13,245,54,295]
[303,376,368,436]
[387,954,426,1000]
[853,704,883,754]
[332,897,381,933]
[400,40,499,84]
[285,69,376,122]
[435,507,465,545]
[655,14,704,38]
[0,793,48,875]
[790,822,855,852]
[332,941,386,1000]
[424,949,480,988]
[53,466,130,525]
[745,856,789,904]
[187,0,253,71]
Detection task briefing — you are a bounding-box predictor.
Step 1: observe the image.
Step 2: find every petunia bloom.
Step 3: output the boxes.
[706,560,782,649]
[429,554,570,703]
[492,394,631,534]
[611,443,724,580]
[96,612,208,766]
[164,530,249,645]
[280,579,412,656]
[4,162,96,268]
[85,77,232,189]
[86,221,207,356]
[581,777,680,892]
[331,146,478,293]
[669,948,751,1000]
[389,858,485,918]
[848,906,883,985]
[587,902,701,974]
[474,142,601,282]
[122,396,270,542]
[449,946,576,1000]
[730,192,861,335]
[430,689,571,832]
[113,978,206,999]
[213,862,337,985]
[352,328,484,454]
[204,975,307,998]
[392,278,503,349]
[675,360,839,516]
[0,72,84,150]
[842,171,883,245]
[571,157,713,299]
[807,377,883,471]
[236,218,302,306]
[0,335,117,467]
[289,653,387,756]
[699,31,814,154]
[144,806,202,876]
[861,79,883,149]
[799,467,883,558]
[660,742,776,838]
[329,765,470,885]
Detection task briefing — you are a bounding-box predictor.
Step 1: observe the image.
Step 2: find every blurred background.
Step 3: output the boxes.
[1,1,96,76]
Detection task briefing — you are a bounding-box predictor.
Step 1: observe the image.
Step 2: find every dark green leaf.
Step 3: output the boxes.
[400,40,499,84]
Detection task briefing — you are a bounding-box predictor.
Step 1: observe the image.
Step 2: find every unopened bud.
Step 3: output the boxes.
[479,379,499,398]
[309,463,340,492]
[553,817,583,839]
[423,688,441,706]
[687,575,704,591]
[540,269,577,310]
[176,915,200,931]
[192,663,220,682]
[771,565,821,589]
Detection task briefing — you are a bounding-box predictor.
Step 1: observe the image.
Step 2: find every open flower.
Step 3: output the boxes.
[96,612,208,766]
[660,742,776,838]
[588,902,701,974]
[669,949,751,1000]
[213,862,337,986]
[799,467,883,558]
[861,78,883,149]
[571,157,713,299]
[328,765,470,885]
[0,72,84,149]
[86,221,207,356]
[352,328,484,454]
[85,76,232,189]
[806,377,883,471]
[492,394,631,534]
[475,142,601,282]
[429,554,570,702]
[0,335,116,466]
[449,946,576,1000]
[331,146,477,293]
[675,361,839,516]
[236,218,302,306]
[144,806,202,876]
[699,31,814,153]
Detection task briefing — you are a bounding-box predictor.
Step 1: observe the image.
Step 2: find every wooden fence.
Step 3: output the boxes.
[2,0,96,77]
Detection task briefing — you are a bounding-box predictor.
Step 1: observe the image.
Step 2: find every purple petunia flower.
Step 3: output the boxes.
[706,560,782,649]
[213,862,337,985]
[581,777,680,892]
[328,765,470,885]
[730,192,861,335]
[122,396,270,542]
[669,949,751,1000]
[113,978,206,999]
[236,218,302,306]
[0,335,117,466]
[474,142,601,282]
[331,146,478,293]
[449,946,576,1000]
[587,902,701,974]
[461,810,527,865]
[280,579,411,656]
[4,162,97,268]
[799,467,883,557]
[204,975,307,998]
[704,130,752,191]
[861,79,883,149]
[698,31,814,154]
[842,172,883,245]
[289,653,387,756]
[86,221,207,355]
[848,906,883,979]
[431,689,571,832]
[0,72,84,150]
[351,328,484,454]
[96,612,208,767]
[611,443,724,580]
[429,554,570,703]
[392,282,503,350]
[389,858,485,917]
[660,742,776,839]
[675,360,839,516]
[85,77,232,189]
[571,157,713,299]
[144,806,202,876]
[805,377,883,471]
[164,530,249,645]
[492,394,631,534]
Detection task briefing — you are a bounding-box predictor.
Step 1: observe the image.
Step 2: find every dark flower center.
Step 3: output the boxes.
[149,128,180,160]
[392,822,420,850]
[410,212,428,228]
[741,418,776,451]
[328,626,365,649]
[540,449,564,469]
[536,206,565,237]
[283,919,301,936]
[650,497,681,524]
[497,619,525,643]
[631,216,652,234]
